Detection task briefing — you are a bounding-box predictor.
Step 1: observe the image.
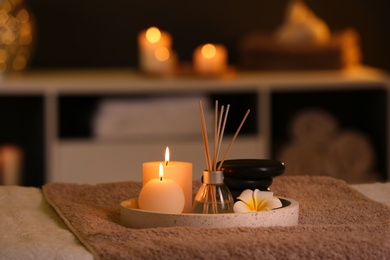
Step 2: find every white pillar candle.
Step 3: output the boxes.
[193,43,227,75]
[137,27,176,75]
[138,163,185,213]
[142,147,193,213]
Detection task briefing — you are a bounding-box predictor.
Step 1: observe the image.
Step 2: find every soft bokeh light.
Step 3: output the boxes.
[145,27,161,43]
[16,8,29,23]
[0,0,34,72]
[201,44,216,59]
[0,10,9,26]
[154,47,170,61]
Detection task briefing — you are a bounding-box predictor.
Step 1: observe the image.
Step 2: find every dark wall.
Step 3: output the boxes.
[26,0,390,71]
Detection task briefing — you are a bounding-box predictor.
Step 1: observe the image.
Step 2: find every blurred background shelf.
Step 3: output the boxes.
[0,66,388,186]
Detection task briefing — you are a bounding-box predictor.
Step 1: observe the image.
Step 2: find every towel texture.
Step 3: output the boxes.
[0,186,93,260]
[42,176,390,260]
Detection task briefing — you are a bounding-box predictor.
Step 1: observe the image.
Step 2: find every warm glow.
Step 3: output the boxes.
[0,62,6,73]
[165,147,170,165]
[12,55,27,71]
[201,44,216,59]
[16,9,30,23]
[159,162,164,181]
[155,47,170,61]
[0,11,9,26]
[146,27,161,43]
[0,49,7,62]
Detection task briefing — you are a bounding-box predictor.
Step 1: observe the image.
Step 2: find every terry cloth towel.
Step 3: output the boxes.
[42,176,390,260]
[0,186,93,260]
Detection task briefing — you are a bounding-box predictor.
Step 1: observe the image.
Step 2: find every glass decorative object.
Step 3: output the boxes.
[193,100,250,214]
[192,170,234,214]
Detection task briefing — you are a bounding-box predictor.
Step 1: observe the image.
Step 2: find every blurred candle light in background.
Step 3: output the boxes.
[145,27,161,43]
[0,0,35,74]
[138,26,176,75]
[202,44,217,59]
[193,43,227,76]
[155,46,170,62]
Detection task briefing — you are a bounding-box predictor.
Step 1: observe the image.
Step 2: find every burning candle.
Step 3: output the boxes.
[138,163,185,213]
[193,43,227,75]
[142,147,193,213]
[137,26,176,75]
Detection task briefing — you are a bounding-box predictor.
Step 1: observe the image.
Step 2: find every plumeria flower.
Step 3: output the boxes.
[233,189,283,213]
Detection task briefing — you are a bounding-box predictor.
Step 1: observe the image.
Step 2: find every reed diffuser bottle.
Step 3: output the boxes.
[192,170,234,214]
[193,100,250,214]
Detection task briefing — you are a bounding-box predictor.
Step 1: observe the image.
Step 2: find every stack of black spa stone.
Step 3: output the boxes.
[219,159,285,201]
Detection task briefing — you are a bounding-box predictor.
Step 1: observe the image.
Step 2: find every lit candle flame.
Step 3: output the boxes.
[165,147,170,166]
[201,44,216,59]
[159,162,164,181]
[146,27,161,43]
[155,47,170,61]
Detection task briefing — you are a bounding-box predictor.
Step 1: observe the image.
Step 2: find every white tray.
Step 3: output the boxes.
[120,197,299,229]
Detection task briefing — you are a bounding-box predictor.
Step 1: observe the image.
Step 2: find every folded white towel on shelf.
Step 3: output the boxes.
[93,96,213,139]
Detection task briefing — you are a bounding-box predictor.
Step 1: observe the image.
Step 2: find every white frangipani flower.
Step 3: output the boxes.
[233,189,283,213]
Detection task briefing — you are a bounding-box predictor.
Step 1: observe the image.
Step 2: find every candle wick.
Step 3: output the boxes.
[165,161,168,166]
[160,176,163,181]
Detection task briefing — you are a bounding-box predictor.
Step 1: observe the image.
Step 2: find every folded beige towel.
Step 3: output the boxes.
[42,176,390,260]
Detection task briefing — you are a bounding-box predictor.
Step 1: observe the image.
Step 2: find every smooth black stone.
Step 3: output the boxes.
[224,177,273,190]
[220,159,285,179]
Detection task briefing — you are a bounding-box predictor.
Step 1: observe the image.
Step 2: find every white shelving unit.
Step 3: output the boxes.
[0,66,389,184]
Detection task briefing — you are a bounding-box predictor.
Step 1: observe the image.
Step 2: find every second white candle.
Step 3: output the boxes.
[142,147,193,213]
